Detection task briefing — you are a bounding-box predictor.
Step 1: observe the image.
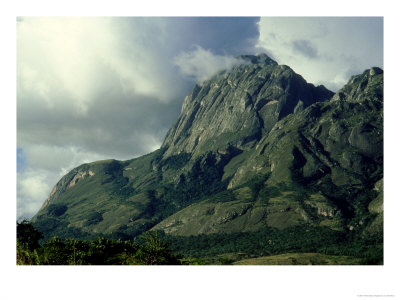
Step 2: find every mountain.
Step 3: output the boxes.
[154,66,383,236]
[162,54,332,158]
[31,54,383,262]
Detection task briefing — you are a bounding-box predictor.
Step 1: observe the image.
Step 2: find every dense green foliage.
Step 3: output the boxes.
[113,152,232,229]
[17,218,382,265]
[159,152,192,170]
[17,222,180,265]
[307,176,379,223]
[164,226,383,264]
[17,219,43,250]
[47,204,68,217]
[84,211,104,226]
[155,154,229,214]
[104,160,135,198]
[33,216,94,240]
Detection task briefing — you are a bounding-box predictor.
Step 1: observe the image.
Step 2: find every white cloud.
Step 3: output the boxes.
[18,171,49,201]
[18,18,109,114]
[17,17,186,116]
[17,169,50,220]
[257,17,383,91]
[173,46,247,83]
[23,145,105,174]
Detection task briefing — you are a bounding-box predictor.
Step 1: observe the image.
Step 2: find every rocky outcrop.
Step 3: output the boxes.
[331,67,383,103]
[225,66,383,189]
[162,54,333,158]
[33,165,96,217]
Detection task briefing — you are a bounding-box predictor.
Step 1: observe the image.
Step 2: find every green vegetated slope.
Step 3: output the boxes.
[31,55,383,264]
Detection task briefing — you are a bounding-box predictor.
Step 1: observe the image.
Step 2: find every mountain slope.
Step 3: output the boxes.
[31,54,383,257]
[153,67,383,236]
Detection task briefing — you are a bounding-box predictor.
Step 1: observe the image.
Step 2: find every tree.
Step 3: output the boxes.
[17,240,40,265]
[41,236,68,265]
[65,238,90,265]
[136,231,179,265]
[17,220,43,250]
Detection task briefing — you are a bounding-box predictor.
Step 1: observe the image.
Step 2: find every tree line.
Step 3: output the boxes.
[17,220,180,265]
[17,219,383,265]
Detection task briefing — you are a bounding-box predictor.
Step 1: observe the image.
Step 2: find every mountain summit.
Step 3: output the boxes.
[162,54,333,158]
[31,54,383,263]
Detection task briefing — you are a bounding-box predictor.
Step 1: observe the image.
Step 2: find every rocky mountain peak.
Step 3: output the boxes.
[331,67,383,103]
[161,54,333,158]
[236,53,278,66]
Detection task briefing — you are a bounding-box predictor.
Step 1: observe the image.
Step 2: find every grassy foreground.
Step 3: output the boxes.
[233,252,363,265]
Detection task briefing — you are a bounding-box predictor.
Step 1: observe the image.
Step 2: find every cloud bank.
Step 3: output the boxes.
[173,46,247,83]
[257,17,383,91]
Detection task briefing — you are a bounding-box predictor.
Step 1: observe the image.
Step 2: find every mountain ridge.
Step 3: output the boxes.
[161,56,333,159]
[31,54,383,261]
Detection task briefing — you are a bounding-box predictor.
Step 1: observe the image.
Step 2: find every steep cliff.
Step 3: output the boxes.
[153,66,383,236]
[162,54,333,158]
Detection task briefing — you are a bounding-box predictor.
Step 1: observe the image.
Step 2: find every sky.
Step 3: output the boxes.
[16,16,383,220]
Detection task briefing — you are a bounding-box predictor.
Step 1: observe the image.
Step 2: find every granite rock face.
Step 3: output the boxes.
[162,55,333,158]
[331,67,383,103]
